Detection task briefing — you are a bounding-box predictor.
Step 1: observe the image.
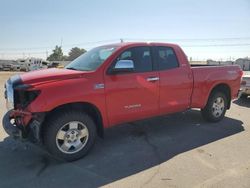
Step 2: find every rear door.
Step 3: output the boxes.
[153,46,193,114]
[104,46,160,126]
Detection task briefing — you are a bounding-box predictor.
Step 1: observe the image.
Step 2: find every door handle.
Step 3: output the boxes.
[147,77,160,82]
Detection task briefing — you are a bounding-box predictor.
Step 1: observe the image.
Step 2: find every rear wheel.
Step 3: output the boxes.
[201,92,228,122]
[43,110,96,161]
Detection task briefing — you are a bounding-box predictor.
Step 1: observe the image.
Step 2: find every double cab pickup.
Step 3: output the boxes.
[3,42,242,161]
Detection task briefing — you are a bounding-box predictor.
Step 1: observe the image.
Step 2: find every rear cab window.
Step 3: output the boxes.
[155,46,179,71]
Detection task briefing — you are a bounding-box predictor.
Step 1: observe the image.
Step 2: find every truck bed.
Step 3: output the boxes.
[190,65,242,108]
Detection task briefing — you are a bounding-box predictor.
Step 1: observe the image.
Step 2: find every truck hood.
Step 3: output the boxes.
[19,68,86,85]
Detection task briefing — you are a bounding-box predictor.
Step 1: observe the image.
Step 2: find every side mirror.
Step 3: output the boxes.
[112,60,135,73]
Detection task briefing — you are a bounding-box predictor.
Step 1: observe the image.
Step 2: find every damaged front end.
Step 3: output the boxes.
[3,75,44,142]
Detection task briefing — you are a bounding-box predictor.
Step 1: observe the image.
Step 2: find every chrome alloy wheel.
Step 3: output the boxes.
[56,121,89,154]
[212,97,225,118]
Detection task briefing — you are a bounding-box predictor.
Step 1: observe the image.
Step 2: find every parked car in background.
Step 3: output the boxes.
[48,62,60,68]
[3,42,242,161]
[48,61,70,69]
[240,71,250,99]
[2,64,12,71]
[41,61,49,69]
[48,62,64,68]
[11,61,21,71]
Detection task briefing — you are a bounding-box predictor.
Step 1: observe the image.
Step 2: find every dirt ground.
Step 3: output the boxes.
[0,71,250,188]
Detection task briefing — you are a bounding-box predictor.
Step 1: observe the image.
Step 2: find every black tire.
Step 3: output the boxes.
[201,91,228,122]
[43,110,96,161]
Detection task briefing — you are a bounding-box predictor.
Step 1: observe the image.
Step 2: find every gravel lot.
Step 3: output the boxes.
[0,71,250,188]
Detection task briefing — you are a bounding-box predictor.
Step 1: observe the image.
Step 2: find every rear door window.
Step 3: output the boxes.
[155,47,179,70]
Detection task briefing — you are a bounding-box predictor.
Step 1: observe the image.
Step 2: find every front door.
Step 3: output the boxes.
[104,46,159,126]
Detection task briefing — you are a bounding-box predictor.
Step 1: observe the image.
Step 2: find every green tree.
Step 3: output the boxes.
[47,45,64,61]
[67,47,86,61]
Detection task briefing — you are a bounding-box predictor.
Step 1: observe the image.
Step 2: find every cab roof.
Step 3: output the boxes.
[101,42,180,49]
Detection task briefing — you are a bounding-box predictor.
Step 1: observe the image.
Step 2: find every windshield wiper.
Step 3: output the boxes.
[66,67,92,71]
[66,67,78,70]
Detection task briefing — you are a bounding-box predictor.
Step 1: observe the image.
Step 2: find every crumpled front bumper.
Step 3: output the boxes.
[2,109,45,142]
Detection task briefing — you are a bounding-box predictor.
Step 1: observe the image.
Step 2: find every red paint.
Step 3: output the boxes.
[14,42,242,128]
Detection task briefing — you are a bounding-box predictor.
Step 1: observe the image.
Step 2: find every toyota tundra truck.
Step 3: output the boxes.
[3,42,242,161]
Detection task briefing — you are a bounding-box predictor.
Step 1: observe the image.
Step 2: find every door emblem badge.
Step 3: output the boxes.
[124,104,141,109]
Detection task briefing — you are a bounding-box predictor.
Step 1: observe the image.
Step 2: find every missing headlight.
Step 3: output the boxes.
[14,85,40,109]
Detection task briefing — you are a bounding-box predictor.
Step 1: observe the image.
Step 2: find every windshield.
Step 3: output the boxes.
[65,46,117,71]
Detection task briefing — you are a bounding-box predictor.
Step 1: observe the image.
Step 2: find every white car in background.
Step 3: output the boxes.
[240,71,250,99]
[2,64,11,71]
[17,58,49,71]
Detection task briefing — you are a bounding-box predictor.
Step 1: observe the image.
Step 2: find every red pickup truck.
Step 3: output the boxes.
[3,42,242,161]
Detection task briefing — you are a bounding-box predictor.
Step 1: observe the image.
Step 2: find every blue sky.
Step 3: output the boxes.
[0,0,250,60]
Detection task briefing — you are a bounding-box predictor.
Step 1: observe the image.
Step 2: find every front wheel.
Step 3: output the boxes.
[201,92,228,122]
[43,111,97,161]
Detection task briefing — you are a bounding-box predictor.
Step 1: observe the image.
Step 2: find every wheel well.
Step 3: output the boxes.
[41,102,104,139]
[210,84,231,109]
